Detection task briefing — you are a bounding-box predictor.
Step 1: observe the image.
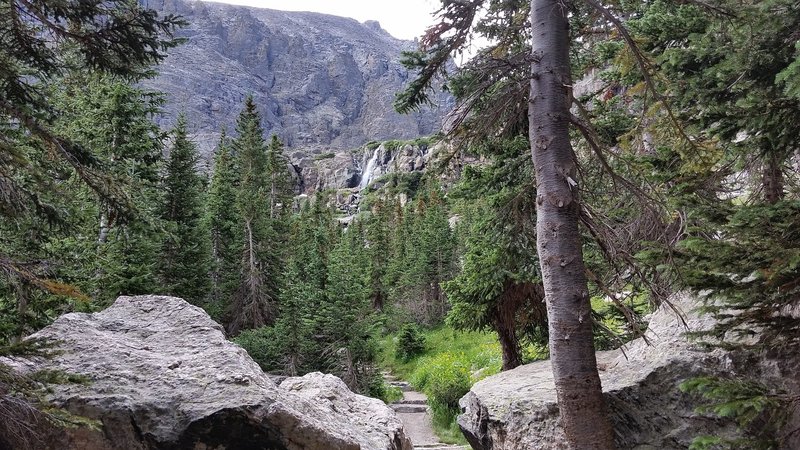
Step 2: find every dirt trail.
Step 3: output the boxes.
[383,373,469,450]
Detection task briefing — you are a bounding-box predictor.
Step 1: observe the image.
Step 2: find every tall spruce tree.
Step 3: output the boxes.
[291,196,337,359]
[364,198,392,311]
[45,72,167,306]
[320,220,377,392]
[228,96,278,335]
[205,129,240,320]
[158,115,210,304]
[265,135,294,221]
[528,1,615,445]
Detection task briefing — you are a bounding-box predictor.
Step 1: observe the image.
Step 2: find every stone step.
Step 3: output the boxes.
[414,447,469,450]
[413,445,469,450]
[389,381,413,392]
[394,399,427,405]
[391,403,428,413]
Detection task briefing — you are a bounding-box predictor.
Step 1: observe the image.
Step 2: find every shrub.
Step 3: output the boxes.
[411,352,470,412]
[367,373,404,404]
[233,326,282,373]
[391,172,423,197]
[384,139,403,151]
[411,136,433,149]
[313,152,335,161]
[395,323,426,361]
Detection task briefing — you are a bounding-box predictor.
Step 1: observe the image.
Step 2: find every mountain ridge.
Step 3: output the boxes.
[142,0,452,156]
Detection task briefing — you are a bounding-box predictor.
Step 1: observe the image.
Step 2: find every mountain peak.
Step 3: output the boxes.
[142,0,452,156]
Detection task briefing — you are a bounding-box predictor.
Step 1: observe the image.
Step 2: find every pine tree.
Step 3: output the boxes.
[158,115,210,304]
[383,184,456,324]
[0,0,183,230]
[397,1,617,445]
[364,198,392,311]
[265,135,294,221]
[49,73,167,307]
[286,196,337,370]
[274,257,314,376]
[626,0,800,204]
[417,187,456,321]
[205,129,240,320]
[228,96,278,335]
[443,137,547,370]
[320,221,377,392]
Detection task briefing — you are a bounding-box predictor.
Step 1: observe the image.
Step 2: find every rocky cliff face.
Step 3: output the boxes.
[0,295,412,450]
[143,0,452,156]
[290,138,443,195]
[458,293,800,449]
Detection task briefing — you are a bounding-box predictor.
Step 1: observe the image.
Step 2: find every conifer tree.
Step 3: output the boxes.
[291,196,337,344]
[417,187,456,320]
[158,115,210,304]
[265,135,294,221]
[228,96,278,335]
[397,1,618,445]
[364,198,392,310]
[386,184,455,324]
[205,129,240,319]
[46,72,167,306]
[0,1,182,444]
[320,220,376,392]
[274,257,314,376]
[444,137,547,370]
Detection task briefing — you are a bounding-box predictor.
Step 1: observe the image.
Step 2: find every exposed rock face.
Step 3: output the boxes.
[1,295,411,450]
[288,139,443,197]
[458,293,800,449]
[143,0,452,156]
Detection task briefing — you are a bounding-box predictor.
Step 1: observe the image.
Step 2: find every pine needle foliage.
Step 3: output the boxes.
[158,115,210,304]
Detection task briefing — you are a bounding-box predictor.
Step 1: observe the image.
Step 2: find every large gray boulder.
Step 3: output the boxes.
[1,295,411,450]
[458,293,800,449]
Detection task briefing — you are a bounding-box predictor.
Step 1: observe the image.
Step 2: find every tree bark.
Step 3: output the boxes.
[529,0,615,447]
[495,315,523,371]
[762,151,784,204]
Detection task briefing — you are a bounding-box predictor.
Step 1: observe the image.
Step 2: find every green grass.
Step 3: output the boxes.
[375,295,651,444]
[378,326,507,445]
[378,326,503,380]
[313,152,335,161]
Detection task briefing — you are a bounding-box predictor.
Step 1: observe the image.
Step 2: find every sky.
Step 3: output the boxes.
[210,0,441,41]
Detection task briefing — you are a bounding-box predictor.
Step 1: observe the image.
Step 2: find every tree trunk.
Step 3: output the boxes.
[529,0,615,448]
[762,151,784,204]
[13,283,29,344]
[495,315,522,371]
[97,213,110,244]
[494,281,526,371]
[372,290,384,311]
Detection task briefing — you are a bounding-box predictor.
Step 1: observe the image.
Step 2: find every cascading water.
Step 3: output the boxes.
[358,147,380,190]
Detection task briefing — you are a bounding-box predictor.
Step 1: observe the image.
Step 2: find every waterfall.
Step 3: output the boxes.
[358,147,380,190]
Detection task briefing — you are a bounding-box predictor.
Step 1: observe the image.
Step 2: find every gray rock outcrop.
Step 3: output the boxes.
[1,295,412,450]
[143,0,452,157]
[458,293,800,449]
[296,140,435,195]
